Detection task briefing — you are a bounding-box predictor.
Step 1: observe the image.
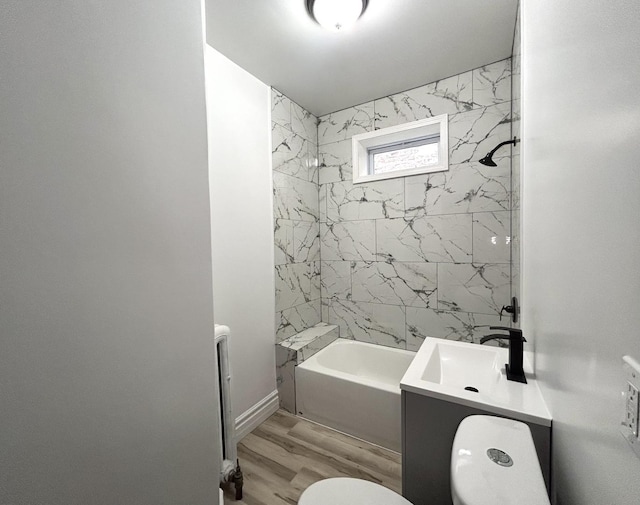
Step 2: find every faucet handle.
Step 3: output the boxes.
[499,297,519,323]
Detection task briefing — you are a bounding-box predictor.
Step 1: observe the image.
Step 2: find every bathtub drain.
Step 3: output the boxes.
[464,386,479,393]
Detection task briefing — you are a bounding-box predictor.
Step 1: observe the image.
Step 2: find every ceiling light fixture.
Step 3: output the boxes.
[306,0,368,32]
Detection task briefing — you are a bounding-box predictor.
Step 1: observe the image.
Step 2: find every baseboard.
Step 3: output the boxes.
[234,390,279,442]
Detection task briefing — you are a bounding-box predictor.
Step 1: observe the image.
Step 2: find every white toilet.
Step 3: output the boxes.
[298,415,550,505]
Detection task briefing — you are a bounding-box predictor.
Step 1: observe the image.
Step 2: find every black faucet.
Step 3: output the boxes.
[480,326,527,384]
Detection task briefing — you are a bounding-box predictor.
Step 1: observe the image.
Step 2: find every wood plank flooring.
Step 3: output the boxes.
[222,410,402,505]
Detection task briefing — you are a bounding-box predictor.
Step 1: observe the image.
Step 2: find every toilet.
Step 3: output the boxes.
[298,415,550,505]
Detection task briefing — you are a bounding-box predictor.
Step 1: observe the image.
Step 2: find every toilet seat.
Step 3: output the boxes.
[298,477,412,505]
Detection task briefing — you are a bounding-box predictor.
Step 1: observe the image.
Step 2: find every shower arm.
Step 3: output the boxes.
[486,137,519,158]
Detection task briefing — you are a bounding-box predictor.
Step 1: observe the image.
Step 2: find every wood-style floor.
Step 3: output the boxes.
[222,410,402,505]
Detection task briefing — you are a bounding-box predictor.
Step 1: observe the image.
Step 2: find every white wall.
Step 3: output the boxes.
[205,46,277,421]
[0,2,220,504]
[522,1,640,503]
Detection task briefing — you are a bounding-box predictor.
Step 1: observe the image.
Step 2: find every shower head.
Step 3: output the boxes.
[478,137,520,166]
[479,153,498,167]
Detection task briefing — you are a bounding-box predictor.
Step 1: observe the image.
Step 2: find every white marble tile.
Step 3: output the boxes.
[272,124,304,175]
[281,323,334,351]
[319,140,352,184]
[511,153,520,210]
[512,9,521,103]
[318,102,374,145]
[326,179,404,221]
[297,325,339,361]
[405,307,502,350]
[272,88,291,129]
[275,263,308,312]
[511,99,521,137]
[511,257,520,308]
[273,171,319,222]
[437,263,510,315]
[293,221,320,263]
[321,299,330,322]
[319,184,327,223]
[511,209,520,298]
[310,261,321,300]
[511,100,521,184]
[274,218,294,265]
[275,345,296,412]
[404,159,511,216]
[351,261,437,308]
[473,58,511,107]
[512,59,521,103]
[272,124,316,182]
[280,323,340,362]
[291,100,318,145]
[321,220,376,261]
[275,262,319,312]
[275,299,322,343]
[320,261,351,300]
[448,103,512,165]
[327,299,406,349]
[308,141,319,185]
[472,211,511,264]
[374,72,473,130]
[511,208,520,272]
[376,214,472,263]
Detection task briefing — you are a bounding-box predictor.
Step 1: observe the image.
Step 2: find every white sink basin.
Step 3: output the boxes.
[401,338,551,427]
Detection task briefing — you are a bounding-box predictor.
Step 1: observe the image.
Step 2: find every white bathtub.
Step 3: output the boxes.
[295,338,416,452]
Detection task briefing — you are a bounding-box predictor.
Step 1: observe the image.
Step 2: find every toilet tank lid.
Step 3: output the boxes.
[451,416,550,505]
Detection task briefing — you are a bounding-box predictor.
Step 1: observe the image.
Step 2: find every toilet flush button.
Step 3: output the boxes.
[487,448,513,467]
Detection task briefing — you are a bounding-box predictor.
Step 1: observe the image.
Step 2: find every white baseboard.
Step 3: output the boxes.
[234,390,279,442]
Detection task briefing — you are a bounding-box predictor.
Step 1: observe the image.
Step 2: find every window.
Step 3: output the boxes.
[352,114,448,184]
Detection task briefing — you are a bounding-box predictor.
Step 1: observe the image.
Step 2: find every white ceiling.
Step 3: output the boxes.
[205,0,518,117]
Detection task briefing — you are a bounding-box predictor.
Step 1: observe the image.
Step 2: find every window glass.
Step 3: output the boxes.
[370,137,439,174]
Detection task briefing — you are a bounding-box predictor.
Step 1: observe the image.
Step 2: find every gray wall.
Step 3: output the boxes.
[522,1,640,503]
[0,2,220,504]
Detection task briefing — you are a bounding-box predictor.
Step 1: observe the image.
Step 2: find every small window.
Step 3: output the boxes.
[352,114,448,184]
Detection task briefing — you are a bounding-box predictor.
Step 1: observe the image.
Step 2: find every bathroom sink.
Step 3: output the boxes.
[401,338,551,426]
[422,340,505,394]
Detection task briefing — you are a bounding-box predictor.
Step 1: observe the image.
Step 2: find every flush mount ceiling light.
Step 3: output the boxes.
[306,0,368,32]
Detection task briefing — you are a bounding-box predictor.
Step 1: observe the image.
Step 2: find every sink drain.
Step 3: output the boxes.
[464,386,479,393]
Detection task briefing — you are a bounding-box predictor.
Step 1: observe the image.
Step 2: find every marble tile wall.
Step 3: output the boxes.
[272,90,322,343]
[317,59,516,351]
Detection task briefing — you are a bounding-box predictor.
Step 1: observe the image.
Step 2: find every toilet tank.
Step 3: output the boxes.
[451,415,550,505]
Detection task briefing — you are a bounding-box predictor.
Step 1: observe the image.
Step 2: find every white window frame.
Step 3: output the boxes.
[351,114,449,184]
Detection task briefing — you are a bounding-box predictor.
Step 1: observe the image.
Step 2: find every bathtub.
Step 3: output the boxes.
[295,338,416,452]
